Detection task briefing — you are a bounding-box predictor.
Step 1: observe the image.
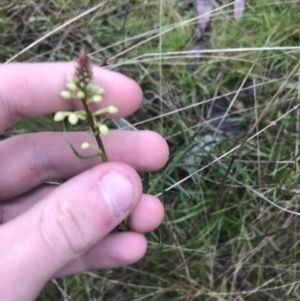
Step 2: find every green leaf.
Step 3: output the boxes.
[150,227,164,249]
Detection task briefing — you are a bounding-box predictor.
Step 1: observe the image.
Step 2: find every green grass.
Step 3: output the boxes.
[2,0,300,300]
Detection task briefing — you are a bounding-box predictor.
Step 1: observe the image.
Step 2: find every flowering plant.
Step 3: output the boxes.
[54,48,118,162]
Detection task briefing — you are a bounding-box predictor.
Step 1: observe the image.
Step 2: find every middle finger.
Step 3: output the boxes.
[0,130,168,200]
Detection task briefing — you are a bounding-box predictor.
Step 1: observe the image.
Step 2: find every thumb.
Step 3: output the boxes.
[0,163,142,301]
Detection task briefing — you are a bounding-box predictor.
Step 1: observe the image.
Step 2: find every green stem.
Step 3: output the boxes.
[82,98,108,162]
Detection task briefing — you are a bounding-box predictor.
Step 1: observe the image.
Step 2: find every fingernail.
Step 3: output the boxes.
[98,171,134,217]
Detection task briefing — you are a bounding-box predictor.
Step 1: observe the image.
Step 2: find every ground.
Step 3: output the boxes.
[2,0,300,300]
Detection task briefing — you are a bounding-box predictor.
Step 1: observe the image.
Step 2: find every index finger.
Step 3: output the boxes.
[0,62,142,132]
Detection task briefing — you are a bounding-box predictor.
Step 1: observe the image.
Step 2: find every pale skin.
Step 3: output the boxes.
[0,63,169,301]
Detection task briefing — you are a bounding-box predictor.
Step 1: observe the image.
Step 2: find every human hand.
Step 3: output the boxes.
[0,63,169,301]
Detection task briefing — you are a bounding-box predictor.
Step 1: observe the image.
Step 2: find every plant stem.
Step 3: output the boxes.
[82,98,108,162]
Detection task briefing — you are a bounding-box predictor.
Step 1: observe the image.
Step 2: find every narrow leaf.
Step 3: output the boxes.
[150,228,164,249]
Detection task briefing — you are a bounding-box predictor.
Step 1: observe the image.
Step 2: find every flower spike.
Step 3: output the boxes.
[53,48,119,162]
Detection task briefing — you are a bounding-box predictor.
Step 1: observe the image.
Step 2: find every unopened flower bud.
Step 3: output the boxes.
[60,91,73,99]
[107,105,119,114]
[92,95,102,103]
[99,124,109,135]
[54,112,65,122]
[77,91,85,99]
[81,142,90,149]
[89,85,105,95]
[66,80,78,91]
[68,113,79,125]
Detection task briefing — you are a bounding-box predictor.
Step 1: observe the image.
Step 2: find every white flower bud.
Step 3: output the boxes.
[60,91,72,99]
[89,85,105,94]
[99,124,108,135]
[68,113,79,125]
[77,91,85,99]
[54,112,65,122]
[81,142,90,149]
[66,81,78,91]
[107,105,119,114]
[92,95,102,103]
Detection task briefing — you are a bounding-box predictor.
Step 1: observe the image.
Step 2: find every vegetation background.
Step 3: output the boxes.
[1,0,300,300]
